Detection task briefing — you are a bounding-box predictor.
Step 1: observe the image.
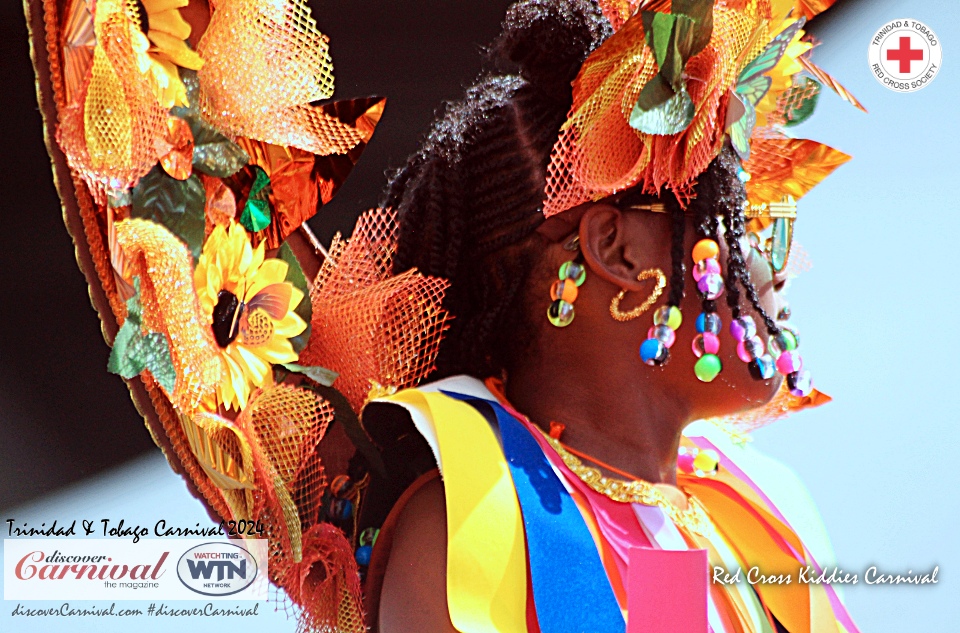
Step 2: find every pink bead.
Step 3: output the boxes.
[776,350,803,375]
[697,273,724,299]
[692,332,720,357]
[677,452,695,473]
[692,257,721,282]
[647,325,676,348]
[736,335,765,362]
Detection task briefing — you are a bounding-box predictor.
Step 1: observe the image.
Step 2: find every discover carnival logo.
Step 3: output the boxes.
[869,19,941,93]
[4,539,267,601]
[176,542,259,597]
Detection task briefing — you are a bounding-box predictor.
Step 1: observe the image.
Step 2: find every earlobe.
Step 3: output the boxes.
[578,204,647,291]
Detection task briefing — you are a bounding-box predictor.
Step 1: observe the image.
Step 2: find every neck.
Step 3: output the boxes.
[504,348,693,486]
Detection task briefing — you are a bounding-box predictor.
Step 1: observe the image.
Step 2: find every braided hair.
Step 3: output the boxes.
[386,0,779,380]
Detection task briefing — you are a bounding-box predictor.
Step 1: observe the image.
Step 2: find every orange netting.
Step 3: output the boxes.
[299,209,451,412]
[57,0,166,200]
[543,0,773,216]
[114,218,224,414]
[196,0,365,156]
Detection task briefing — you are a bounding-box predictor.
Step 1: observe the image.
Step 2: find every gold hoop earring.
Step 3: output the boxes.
[609,268,667,322]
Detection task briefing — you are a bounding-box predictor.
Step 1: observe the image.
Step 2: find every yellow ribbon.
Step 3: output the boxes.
[383,390,529,633]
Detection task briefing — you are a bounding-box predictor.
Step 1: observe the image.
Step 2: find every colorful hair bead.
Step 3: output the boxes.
[775,350,803,375]
[640,337,668,366]
[692,449,720,475]
[696,272,725,299]
[729,316,757,341]
[549,259,585,327]
[748,354,777,380]
[692,257,721,282]
[692,239,719,263]
[695,312,721,335]
[648,324,676,348]
[694,353,722,382]
[551,279,579,303]
[548,299,575,328]
[787,369,814,397]
[768,329,798,356]
[559,260,586,286]
[691,332,720,357]
[653,305,683,330]
[736,335,765,362]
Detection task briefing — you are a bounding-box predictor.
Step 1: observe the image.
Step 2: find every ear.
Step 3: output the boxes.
[577,203,649,291]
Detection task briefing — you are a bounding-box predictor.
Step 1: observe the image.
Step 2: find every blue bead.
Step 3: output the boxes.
[695,312,722,335]
[331,498,354,521]
[355,545,372,566]
[639,338,668,366]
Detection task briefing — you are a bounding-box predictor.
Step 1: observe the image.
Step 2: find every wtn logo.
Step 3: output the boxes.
[176,543,259,597]
[185,558,247,581]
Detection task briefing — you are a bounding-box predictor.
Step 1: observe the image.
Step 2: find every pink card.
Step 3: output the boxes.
[627,547,709,633]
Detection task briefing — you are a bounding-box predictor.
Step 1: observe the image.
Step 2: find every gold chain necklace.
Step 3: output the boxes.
[540,432,713,536]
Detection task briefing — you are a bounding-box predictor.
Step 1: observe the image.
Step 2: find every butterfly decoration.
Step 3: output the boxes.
[727,18,806,161]
[211,282,294,349]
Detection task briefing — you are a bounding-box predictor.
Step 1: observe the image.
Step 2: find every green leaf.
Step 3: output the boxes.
[106,280,176,393]
[172,69,249,178]
[191,124,250,178]
[784,78,821,128]
[277,242,313,354]
[281,363,338,387]
[631,80,695,135]
[673,0,714,58]
[131,165,206,260]
[107,319,147,379]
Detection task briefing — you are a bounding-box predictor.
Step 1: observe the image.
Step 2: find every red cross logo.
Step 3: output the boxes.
[886,36,924,74]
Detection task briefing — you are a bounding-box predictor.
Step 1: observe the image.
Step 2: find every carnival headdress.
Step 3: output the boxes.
[29,0,449,630]
[541,0,862,422]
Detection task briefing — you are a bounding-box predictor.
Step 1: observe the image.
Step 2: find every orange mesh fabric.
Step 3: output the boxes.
[543,0,772,216]
[197,0,365,156]
[299,209,451,412]
[57,1,166,200]
[114,218,224,414]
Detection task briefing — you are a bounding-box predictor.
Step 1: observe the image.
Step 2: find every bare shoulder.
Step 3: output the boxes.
[378,476,456,633]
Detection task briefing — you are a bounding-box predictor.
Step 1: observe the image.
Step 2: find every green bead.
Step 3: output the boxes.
[653,305,682,330]
[694,354,722,382]
[547,299,575,327]
[559,261,586,286]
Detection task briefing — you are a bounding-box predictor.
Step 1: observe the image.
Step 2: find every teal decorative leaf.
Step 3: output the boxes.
[191,127,250,178]
[107,279,177,393]
[631,81,695,134]
[240,167,272,232]
[281,363,338,387]
[673,0,713,57]
[305,383,388,479]
[131,165,206,260]
[277,242,313,354]
[172,69,249,178]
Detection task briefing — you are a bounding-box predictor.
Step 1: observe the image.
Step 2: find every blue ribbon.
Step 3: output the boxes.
[443,391,625,633]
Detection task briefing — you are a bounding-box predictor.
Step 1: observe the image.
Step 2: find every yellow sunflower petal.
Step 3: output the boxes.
[148,31,204,71]
[244,259,289,300]
[233,344,273,387]
[148,9,191,41]
[142,0,189,12]
[272,309,308,339]
[250,336,300,365]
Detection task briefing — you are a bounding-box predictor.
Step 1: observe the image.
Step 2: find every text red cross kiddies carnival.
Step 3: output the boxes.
[887,36,924,73]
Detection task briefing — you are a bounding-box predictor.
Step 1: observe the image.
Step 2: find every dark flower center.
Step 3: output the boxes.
[212,290,243,348]
[133,1,150,37]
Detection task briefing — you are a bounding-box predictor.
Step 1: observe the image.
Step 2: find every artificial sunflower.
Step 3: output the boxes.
[195,222,307,411]
[128,0,204,109]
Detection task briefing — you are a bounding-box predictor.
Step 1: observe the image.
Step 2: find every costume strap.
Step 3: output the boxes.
[445,393,626,633]
[380,389,528,633]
